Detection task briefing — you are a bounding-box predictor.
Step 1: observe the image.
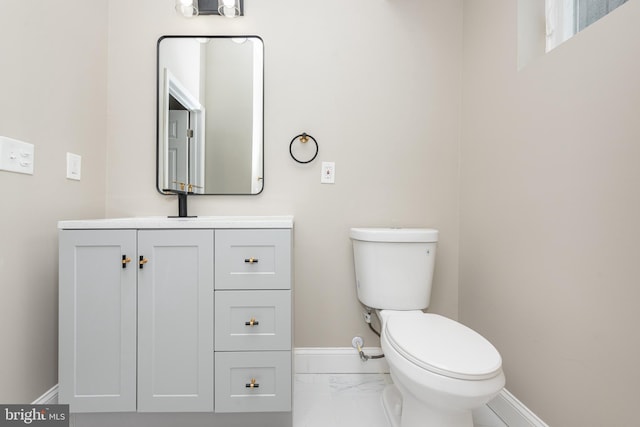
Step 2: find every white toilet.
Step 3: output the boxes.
[350,228,505,427]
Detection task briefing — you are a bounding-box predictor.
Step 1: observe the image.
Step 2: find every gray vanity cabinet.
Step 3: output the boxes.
[58,220,293,418]
[59,229,214,413]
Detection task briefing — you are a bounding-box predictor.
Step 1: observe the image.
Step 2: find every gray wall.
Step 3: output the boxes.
[461,1,640,425]
[0,0,108,403]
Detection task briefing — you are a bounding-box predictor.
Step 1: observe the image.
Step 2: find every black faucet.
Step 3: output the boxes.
[162,188,196,218]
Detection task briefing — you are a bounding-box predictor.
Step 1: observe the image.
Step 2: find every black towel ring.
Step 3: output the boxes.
[289,132,319,164]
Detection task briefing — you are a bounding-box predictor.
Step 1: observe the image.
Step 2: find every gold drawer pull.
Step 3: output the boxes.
[244,317,259,326]
[139,256,148,269]
[245,378,259,389]
[122,256,132,268]
[244,257,259,264]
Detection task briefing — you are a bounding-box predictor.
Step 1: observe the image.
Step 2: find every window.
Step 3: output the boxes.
[546,0,629,51]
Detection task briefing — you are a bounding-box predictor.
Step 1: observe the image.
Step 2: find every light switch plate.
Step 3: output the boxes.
[66,152,82,181]
[321,161,335,184]
[0,136,34,175]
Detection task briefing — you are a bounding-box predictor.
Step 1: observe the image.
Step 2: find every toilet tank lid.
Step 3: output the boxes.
[350,228,439,243]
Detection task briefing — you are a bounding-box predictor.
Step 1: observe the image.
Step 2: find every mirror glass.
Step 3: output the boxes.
[157,36,264,195]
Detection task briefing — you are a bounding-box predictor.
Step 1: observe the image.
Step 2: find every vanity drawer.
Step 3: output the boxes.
[215,351,292,413]
[215,229,291,290]
[215,290,291,351]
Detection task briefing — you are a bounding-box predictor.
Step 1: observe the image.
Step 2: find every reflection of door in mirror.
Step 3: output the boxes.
[157,36,264,195]
[168,102,188,192]
[159,70,205,194]
[168,95,205,194]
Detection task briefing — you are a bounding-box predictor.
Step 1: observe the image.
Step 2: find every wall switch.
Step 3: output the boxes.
[0,136,34,175]
[321,161,336,184]
[66,152,82,181]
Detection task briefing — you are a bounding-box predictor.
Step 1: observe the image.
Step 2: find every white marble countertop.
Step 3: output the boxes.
[58,216,294,230]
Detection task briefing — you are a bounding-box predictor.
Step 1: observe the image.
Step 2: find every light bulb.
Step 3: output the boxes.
[218,0,240,18]
[176,0,198,18]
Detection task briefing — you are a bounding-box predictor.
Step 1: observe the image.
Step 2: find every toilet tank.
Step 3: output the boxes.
[350,228,438,310]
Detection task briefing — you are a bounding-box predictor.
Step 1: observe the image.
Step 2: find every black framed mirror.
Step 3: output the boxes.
[157,35,264,195]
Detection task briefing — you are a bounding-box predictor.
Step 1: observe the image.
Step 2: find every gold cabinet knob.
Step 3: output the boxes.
[122,256,132,268]
[244,317,259,326]
[139,256,148,269]
[245,378,259,389]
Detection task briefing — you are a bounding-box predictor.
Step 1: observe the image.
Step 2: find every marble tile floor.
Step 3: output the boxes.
[294,373,508,427]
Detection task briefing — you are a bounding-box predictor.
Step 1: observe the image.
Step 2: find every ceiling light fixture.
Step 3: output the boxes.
[176,0,244,18]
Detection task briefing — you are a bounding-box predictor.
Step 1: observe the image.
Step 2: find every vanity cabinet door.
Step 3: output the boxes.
[58,230,137,413]
[137,230,214,412]
[215,229,292,290]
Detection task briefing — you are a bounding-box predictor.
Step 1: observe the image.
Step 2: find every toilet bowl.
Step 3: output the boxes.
[377,310,505,427]
[349,228,505,427]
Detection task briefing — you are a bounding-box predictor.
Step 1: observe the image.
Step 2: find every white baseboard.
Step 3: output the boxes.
[32,384,59,405]
[487,389,549,427]
[294,347,390,374]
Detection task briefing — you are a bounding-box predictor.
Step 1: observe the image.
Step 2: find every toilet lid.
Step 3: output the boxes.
[384,313,502,380]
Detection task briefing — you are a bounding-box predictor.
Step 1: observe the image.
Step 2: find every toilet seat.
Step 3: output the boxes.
[384,312,502,381]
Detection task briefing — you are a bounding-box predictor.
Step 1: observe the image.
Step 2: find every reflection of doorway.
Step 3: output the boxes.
[168,106,189,191]
[161,69,205,193]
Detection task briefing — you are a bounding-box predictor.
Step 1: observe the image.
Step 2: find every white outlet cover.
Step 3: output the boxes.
[321,161,335,184]
[66,152,81,181]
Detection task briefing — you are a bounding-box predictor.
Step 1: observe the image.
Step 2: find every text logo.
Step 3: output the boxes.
[0,405,68,426]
